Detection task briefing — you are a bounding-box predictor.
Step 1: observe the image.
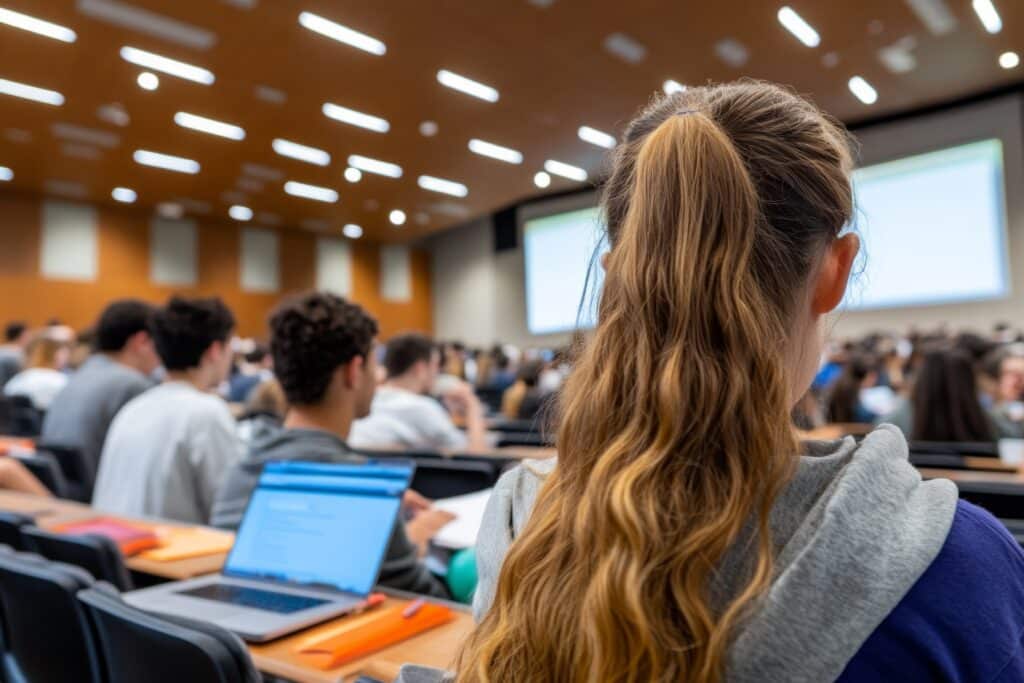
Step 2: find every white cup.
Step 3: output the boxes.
[999,438,1024,466]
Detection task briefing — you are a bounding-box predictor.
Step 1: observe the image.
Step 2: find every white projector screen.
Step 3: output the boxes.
[844,138,1008,310]
[522,138,1010,336]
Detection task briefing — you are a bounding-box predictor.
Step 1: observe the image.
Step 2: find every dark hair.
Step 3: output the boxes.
[517,360,545,388]
[954,332,998,366]
[4,322,26,343]
[384,333,437,378]
[96,299,157,352]
[244,345,268,365]
[912,346,995,442]
[826,355,875,423]
[151,296,235,371]
[269,292,378,405]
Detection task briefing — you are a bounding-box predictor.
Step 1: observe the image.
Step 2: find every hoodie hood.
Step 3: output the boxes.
[465,424,958,682]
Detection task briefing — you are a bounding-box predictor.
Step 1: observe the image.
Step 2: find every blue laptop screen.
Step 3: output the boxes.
[224,460,413,596]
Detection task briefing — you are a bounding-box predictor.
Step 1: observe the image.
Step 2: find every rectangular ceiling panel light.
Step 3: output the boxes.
[0,7,76,42]
[174,112,245,140]
[578,125,615,149]
[347,154,402,178]
[417,175,468,197]
[284,180,338,203]
[972,0,1002,33]
[848,76,879,105]
[120,46,214,84]
[272,138,330,166]
[133,149,200,174]
[0,77,64,105]
[777,6,820,47]
[298,11,385,55]
[468,138,523,164]
[437,69,499,102]
[544,159,588,182]
[322,103,389,133]
[78,0,214,49]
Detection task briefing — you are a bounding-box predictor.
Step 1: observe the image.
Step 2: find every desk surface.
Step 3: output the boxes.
[250,596,473,683]
[918,466,1024,485]
[0,491,228,580]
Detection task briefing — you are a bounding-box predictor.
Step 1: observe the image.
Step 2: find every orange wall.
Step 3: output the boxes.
[0,192,432,339]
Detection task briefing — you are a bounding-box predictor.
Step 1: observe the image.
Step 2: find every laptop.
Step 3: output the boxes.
[125,458,414,642]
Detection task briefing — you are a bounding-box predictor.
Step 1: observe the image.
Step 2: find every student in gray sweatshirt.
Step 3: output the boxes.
[210,292,451,598]
[396,82,1024,682]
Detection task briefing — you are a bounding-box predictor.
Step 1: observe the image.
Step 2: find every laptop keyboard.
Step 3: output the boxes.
[177,583,330,614]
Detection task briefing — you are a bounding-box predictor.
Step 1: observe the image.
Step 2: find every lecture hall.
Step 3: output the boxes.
[0,0,1023,681]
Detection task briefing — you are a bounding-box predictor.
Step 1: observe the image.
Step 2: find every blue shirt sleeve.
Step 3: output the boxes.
[839,500,1024,682]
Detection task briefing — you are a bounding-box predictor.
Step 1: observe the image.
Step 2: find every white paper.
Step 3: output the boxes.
[431,488,493,550]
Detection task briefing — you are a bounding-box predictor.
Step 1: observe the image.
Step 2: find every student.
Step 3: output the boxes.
[92,296,241,524]
[211,292,452,597]
[227,344,273,403]
[408,83,1024,682]
[350,333,488,452]
[3,335,69,410]
[0,321,29,387]
[41,300,160,482]
[882,346,1020,442]
[825,355,881,423]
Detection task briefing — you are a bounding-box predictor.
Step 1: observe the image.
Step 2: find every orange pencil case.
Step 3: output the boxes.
[51,517,161,556]
[297,602,453,670]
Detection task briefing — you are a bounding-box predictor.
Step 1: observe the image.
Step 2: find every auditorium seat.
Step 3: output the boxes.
[22,526,133,591]
[10,450,70,499]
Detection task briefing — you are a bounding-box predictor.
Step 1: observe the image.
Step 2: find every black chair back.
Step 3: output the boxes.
[495,431,553,448]
[954,481,1024,520]
[0,550,100,683]
[9,451,70,499]
[908,440,1000,457]
[410,458,497,499]
[475,387,505,413]
[6,395,42,438]
[22,526,133,591]
[35,443,91,502]
[0,511,35,550]
[78,585,261,683]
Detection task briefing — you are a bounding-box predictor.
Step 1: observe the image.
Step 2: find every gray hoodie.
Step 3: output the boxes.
[395,424,958,682]
[210,426,449,598]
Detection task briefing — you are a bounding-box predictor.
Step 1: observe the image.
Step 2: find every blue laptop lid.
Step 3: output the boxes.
[223,459,414,596]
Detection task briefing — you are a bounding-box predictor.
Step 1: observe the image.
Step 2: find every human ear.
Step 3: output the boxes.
[812,233,860,315]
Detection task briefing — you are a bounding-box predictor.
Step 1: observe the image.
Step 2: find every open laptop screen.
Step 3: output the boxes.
[224,459,413,596]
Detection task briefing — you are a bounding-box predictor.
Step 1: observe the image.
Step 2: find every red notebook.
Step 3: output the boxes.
[51,517,161,556]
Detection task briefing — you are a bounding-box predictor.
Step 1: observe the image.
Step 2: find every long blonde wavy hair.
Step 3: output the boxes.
[457,81,855,682]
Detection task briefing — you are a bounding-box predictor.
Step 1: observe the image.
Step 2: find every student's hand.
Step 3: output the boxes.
[443,382,483,416]
[405,509,457,555]
[402,489,432,515]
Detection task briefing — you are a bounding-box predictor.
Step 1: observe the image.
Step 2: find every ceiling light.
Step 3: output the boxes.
[157,202,184,219]
[544,159,588,182]
[972,0,1002,33]
[534,171,551,188]
[174,111,245,140]
[79,0,214,50]
[1000,51,1020,69]
[848,76,878,105]
[298,11,386,55]
[97,103,130,127]
[0,77,64,106]
[52,123,119,148]
[419,121,438,137]
[111,187,136,203]
[133,149,200,174]
[0,166,12,181]
[603,32,647,64]
[322,102,389,133]
[777,7,821,47]
[120,46,214,85]
[342,224,363,239]
[389,209,406,226]
[905,0,957,37]
[663,79,686,95]
[344,167,362,183]
[578,125,615,149]
[0,7,76,42]
[254,84,286,104]
[418,175,468,197]
[283,180,338,203]
[241,163,282,181]
[437,69,499,103]
[347,154,402,178]
[229,205,253,221]
[137,72,159,91]
[272,138,330,166]
[468,138,522,164]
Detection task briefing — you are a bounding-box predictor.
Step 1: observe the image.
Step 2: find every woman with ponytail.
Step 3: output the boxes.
[399,81,1024,682]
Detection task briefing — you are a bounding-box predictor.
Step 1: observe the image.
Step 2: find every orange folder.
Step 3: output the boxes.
[297,602,454,670]
[51,517,161,556]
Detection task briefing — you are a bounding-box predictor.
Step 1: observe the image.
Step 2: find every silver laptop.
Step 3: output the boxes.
[125,458,414,642]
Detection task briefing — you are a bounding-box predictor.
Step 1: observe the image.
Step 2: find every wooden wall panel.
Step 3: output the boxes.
[0,192,432,339]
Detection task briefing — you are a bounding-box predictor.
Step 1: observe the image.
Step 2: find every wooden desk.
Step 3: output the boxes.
[918,466,1024,485]
[249,596,474,683]
[0,491,229,580]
